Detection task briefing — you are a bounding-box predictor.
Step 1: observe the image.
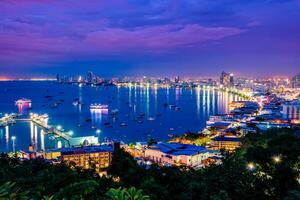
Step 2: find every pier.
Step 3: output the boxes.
[8,113,71,141]
[0,114,17,127]
[29,113,71,141]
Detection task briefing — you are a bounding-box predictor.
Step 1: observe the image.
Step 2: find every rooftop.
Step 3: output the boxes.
[212,136,241,142]
[149,142,207,156]
[47,145,113,155]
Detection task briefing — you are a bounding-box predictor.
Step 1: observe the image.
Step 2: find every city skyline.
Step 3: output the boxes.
[0,0,300,77]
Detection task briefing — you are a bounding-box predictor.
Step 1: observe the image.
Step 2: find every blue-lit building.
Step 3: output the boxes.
[144,142,219,168]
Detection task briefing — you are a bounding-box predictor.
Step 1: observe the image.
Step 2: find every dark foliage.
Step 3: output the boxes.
[0,128,299,199]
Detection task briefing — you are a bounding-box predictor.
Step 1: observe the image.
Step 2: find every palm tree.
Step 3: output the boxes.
[0,182,29,200]
[106,187,150,200]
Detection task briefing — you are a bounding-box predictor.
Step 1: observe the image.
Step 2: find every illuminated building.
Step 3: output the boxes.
[210,133,241,152]
[220,71,234,87]
[45,145,113,174]
[229,101,248,111]
[144,142,218,168]
[87,71,96,84]
[282,100,300,120]
[292,74,300,88]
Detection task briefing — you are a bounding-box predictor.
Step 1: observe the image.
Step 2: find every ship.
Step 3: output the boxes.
[90,104,108,110]
[15,98,32,106]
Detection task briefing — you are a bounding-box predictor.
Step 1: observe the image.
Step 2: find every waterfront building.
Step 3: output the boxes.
[144,142,218,168]
[282,100,300,120]
[229,101,259,111]
[220,71,234,87]
[87,71,96,84]
[210,133,241,152]
[69,136,99,147]
[45,145,113,174]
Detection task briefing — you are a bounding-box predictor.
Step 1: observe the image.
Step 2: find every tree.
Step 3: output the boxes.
[106,187,150,200]
[0,182,29,200]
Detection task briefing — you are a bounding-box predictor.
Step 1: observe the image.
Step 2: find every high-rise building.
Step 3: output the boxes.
[87,71,97,84]
[292,74,300,88]
[175,76,180,83]
[220,71,234,87]
[282,100,300,120]
[56,74,60,82]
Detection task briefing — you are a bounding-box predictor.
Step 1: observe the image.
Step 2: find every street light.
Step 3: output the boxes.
[96,129,101,134]
[11,136,16,153]
[247,162,255,171]
[272,155,281,163]
[56,125,62,130]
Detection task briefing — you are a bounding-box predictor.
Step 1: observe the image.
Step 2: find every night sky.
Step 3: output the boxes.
[0,0,299,78]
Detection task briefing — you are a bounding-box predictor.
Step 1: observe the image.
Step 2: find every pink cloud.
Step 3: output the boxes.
[85,24,245,53]
[0,24,244,66]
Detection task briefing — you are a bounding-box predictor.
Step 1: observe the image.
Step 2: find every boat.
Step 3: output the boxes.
[175,106,181,111]
[148,117,156,121]
[110,109,119,115]
[169,105,176,109]
[15,98,32,106]
[90,104,108,110]
[120,123,127,127]
[72,100,82,106]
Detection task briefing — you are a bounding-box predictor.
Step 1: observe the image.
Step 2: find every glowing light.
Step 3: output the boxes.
[272,155,281,163]
[57,141,62,149]
[247,162,255,171]
[96,129,101,134]
[11,136,16,140]
[56,125,62,130]
[68,131,74,136]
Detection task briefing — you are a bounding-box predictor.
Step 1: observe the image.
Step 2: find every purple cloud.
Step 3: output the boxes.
[0,0,299,76]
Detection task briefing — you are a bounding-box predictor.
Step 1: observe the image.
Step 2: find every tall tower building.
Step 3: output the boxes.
[292,74,300,88]
[220,71,234,87]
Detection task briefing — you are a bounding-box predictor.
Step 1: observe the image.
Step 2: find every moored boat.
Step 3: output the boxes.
[90,104,108,110]
[15,98,32,106]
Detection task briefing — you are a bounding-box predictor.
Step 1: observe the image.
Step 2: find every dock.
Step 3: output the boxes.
[4,113,71,141]
[29,113,71,141]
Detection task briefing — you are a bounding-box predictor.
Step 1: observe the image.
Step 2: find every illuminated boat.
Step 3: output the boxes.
[90,104,108,110]
[15,98,32,106]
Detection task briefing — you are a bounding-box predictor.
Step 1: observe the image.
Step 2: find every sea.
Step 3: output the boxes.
[0,81,243,152]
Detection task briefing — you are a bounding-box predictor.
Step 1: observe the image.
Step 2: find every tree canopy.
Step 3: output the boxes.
[0,128,299,200]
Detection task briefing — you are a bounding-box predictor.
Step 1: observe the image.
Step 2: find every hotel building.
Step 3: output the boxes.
[44,145,113,174]
[144,142,219,168]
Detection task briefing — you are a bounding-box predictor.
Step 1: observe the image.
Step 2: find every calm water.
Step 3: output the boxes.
[0,81,242,152]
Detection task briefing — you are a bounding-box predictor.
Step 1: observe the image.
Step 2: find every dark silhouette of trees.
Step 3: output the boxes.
[0,128,299,199]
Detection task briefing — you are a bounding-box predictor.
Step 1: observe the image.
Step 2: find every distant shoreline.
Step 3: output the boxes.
[0,79,56,82]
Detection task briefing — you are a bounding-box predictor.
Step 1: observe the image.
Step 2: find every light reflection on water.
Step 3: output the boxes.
[0,81,243,152]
